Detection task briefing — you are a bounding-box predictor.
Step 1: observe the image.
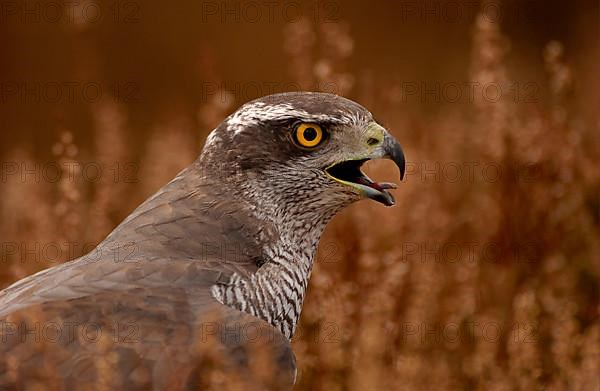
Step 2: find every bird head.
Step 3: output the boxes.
[200,92,405,216]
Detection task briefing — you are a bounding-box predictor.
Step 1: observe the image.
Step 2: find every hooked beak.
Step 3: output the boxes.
[325,130,406,207]
[381,133,406,181]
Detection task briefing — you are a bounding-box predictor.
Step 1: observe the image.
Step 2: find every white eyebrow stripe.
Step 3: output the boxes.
[340,110,368,126]
[226,102,348,135]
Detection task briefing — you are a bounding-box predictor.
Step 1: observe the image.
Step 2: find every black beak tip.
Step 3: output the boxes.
[399,158,406,181]
[383,134,406,182]
[391,143,406,181]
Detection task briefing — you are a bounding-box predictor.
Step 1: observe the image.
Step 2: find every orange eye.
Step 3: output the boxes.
[294,123,324,148]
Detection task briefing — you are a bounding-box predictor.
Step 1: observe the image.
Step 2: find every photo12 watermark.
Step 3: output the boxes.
[397,321,538,345]
[397,0,546,25]
[404,160,540,184]
[0,81,140,104]
[0,1,141,25]
[0,320,139,344]
[1,161,139,184]
[199,1,339,24]
[400,241,542,265]
[1,241,140,265]
[399,81,539,104]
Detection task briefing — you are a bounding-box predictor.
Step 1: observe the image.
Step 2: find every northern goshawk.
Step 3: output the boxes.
[0,92,405,389]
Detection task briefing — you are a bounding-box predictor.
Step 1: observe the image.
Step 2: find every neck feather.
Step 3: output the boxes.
[212,177,345,339]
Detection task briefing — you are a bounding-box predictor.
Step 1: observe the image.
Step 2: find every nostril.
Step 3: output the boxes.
[367,137,381,146]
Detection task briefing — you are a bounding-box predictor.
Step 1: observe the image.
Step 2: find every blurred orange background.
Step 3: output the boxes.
[1,0,598,389]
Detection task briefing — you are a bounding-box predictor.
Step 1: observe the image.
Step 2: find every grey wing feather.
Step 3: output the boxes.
[0,169,294,389]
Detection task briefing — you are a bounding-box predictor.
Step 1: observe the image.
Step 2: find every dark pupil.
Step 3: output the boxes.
[303,127,317,141]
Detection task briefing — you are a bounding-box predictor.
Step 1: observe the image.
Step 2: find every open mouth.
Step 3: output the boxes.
[325,159,398,206]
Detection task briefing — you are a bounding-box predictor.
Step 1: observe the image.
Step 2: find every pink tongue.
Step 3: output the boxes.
[357,177,383,191]
[369,182,384,192]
